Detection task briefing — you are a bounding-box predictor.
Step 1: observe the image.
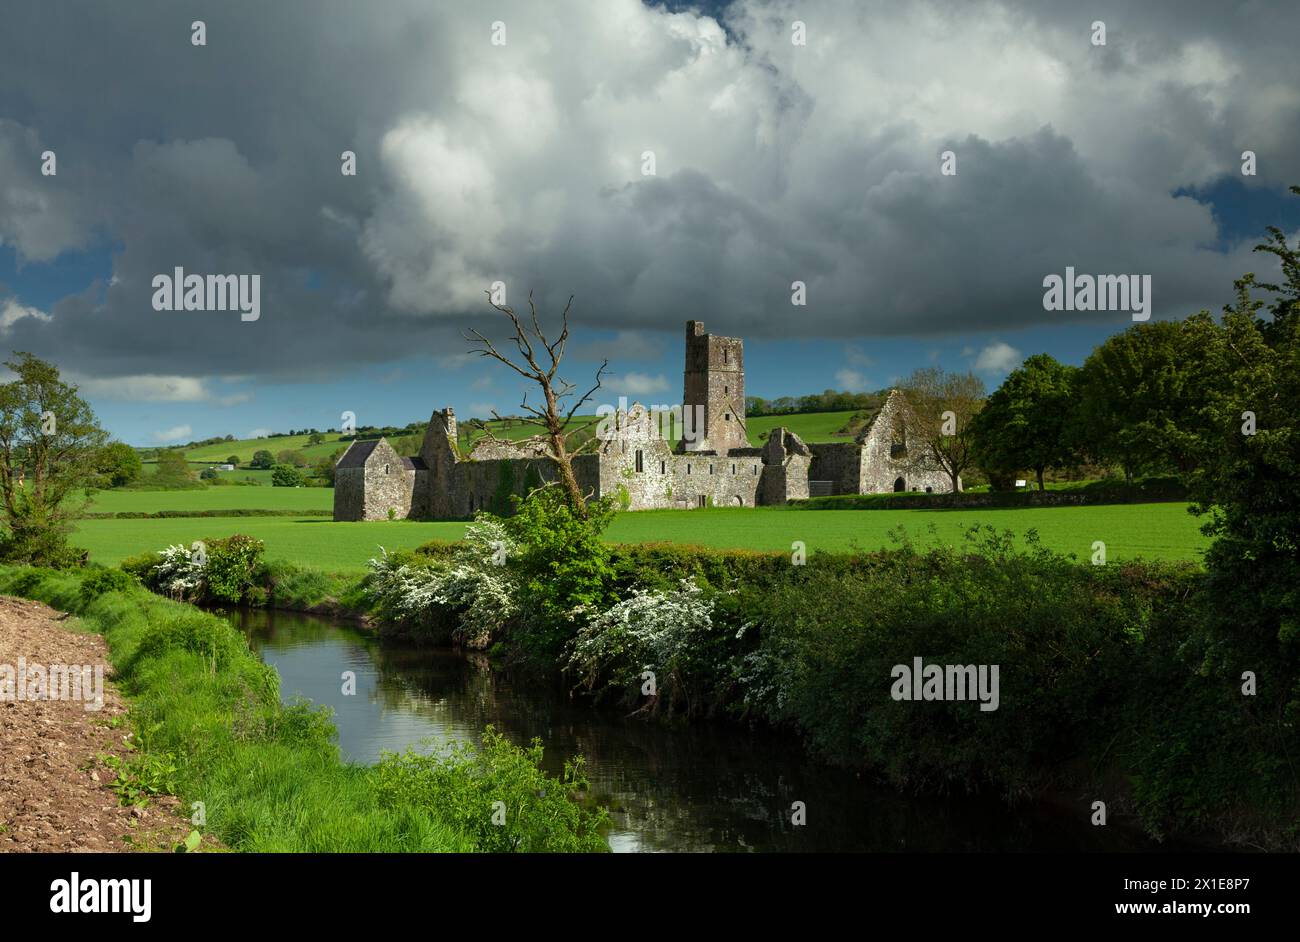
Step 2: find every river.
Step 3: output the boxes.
[228,606,1179,853]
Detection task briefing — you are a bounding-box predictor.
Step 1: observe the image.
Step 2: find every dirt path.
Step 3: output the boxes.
[0,595,192,852]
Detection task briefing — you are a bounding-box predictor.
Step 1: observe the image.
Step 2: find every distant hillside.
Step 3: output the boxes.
[164,432,349,464]
[137,408,867,468]
[459,410,864,449]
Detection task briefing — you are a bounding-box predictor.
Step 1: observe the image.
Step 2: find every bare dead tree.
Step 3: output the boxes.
[463,290,607,517]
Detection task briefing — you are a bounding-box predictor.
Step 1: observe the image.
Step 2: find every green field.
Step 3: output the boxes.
[177,432,350,464]
[87,487,332,514]
[745,411,858,443]
[71,502,1209,572]
[73,517,466,570]
[458,410,862,449]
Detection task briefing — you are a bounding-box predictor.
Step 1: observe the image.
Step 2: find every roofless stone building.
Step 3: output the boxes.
[333,321,954,521]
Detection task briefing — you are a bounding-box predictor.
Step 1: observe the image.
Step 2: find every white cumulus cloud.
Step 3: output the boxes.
[152,424,192,443]
[973,341,1023,375]
[835,368,871,392]
[612,372,671,396]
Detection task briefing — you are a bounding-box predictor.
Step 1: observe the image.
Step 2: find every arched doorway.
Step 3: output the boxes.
[893,477,906,492]
[733,495,744,506]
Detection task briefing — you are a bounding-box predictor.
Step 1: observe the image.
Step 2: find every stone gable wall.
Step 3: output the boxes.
[859,392,956,494]
[360,439,416,520]
[333,467,366,520]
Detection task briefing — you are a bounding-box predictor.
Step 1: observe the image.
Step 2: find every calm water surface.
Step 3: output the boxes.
[229,607,1178,853]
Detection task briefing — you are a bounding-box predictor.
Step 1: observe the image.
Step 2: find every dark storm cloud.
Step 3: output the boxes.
[0,0,1296,388]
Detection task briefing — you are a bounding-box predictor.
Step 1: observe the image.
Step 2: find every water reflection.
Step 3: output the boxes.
[229,607,1174,853]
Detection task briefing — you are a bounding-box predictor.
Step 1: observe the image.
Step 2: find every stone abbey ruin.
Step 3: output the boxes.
[333,321,954,521]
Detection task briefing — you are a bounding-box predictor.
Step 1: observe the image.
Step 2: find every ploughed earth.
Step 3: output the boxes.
[0,596,193,852]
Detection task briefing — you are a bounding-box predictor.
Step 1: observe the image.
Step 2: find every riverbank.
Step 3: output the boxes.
[0,595,197,851]
[0,567,606,853]
[111,510,1297,852]
[238,604,1200,851]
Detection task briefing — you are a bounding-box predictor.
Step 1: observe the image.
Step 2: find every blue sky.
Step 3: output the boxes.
[1,0,1298,446]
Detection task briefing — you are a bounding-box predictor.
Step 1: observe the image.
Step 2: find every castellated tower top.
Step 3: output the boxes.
[682,320,747,453]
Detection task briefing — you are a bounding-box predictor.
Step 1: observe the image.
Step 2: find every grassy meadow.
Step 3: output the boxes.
[71,501,1210,571]
[87,486,332,514]
[103,410,1205,572]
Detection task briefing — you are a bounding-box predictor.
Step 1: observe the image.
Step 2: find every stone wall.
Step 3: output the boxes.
[333,467,365,521]
[807,442,862,494]
[858,391,954,494]
[672,451,764,507]
[334,438,415,521]
[361,439,415,520]
[597,403,678,510]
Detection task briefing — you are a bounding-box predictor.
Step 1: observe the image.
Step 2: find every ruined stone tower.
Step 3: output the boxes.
[682,320,747,452]
[418,407,459,518]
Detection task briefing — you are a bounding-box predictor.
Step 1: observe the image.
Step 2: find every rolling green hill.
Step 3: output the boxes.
[137,408,864,474]
[177,432,349,464]
[744,411,859,444]
[459,409,861,450]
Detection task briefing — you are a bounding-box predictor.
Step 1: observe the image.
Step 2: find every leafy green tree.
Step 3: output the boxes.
[271,464,305,487]
[1074,320,1213,482]
[307,432,325,445]
[1185,216,1300,718]
[225,454,240,467]
[0,352,107,566]
[250,448,275,469]
[970,354,1078,490]
[313,447,345,485]
[276,448,308,467]
[97,441,143,488]
[199,467,219,480]
[898,367,985,492]
[500,487,616,659]
[152,449,193,483]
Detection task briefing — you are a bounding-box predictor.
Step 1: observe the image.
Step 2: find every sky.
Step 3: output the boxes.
[0,0,1298,446]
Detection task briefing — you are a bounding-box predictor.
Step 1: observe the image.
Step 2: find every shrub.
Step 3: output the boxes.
[364,519,518,647]
[730,529,1168,795]
[203,534,265,603]
[499,489,617,660]
[119,550,162,586]
[565,578,724,715]
[374,726,607,853]
[151,543,205,598]
[79,567,137,604]
[271,464,305,487]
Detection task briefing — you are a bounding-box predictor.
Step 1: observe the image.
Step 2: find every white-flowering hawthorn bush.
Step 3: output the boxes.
[364,518,519,648]
[563,578,719,710]
[152,543,205,598]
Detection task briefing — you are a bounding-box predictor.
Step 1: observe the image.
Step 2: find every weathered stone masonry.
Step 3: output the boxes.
[334,320,957,520]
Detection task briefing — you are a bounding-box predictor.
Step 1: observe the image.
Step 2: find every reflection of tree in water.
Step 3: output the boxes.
[237,609,1170,852]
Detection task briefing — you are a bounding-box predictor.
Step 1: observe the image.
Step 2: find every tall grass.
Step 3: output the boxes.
[0,566,603,852]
